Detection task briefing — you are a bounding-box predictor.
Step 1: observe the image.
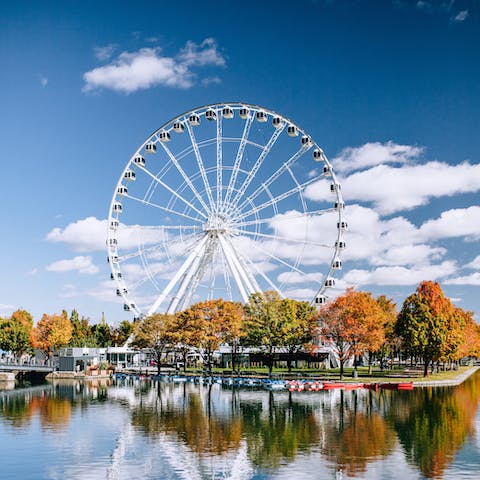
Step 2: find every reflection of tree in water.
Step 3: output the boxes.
[240,392,321,469]
[320,390,397,476]
[131,383,243,455]
[389,374,480,479]
[0,380,109,431]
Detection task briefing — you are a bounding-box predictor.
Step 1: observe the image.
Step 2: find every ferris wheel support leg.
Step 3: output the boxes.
[218,235,250,303]
[147,235,209,315]
[218,235,257,300]
[166,239,210,314]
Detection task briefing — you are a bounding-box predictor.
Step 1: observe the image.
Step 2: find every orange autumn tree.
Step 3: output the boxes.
[457,309,480,359]
[179,299,243,374]
[30,312,73,358]
[319,288,385,378]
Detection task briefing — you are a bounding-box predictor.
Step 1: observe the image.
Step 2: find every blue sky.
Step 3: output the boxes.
[0,0,479,324]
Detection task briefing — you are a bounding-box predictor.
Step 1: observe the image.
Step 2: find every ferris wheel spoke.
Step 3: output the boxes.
[235,176,319,222]
[223,114,254,208]
[158,141,211,214]
[229,124,286,210]
[185,121,216,210]
[234,208,335,228]
[216,110,223,208]
[135,164,207,219]
[235,228,332,248]
[241,238,323,286]
[220,248,233,301]
[236,145,310,213]
[117,224,201,231]
[116,232,201,262]
[124,194,204,224]
[242,255,283,296]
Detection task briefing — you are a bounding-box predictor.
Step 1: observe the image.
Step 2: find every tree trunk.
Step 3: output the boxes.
[340,358,344,380]
[368,351,373,375]
[287,353,292,373]
[423,358,429,377]
[156,352,161,376]
[231,344,237,373]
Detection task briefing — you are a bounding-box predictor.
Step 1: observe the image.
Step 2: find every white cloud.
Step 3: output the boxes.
[27,268,38,276]
[94,44,116,61]
[454,10,469,22]
[419,206,480,241]
[333,141,423,173]
[83,39,225,93]
[466,255,480,270]
[46,217,167,252]
[177,38,225,67]
[445,272,480,286]
[342,260,457,286]
[39,75,48,87]
[46,217,107,252]
[46,256,99,275]
[336,161,480,214]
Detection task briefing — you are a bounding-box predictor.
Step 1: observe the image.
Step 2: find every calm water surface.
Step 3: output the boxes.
[1,372,480,480]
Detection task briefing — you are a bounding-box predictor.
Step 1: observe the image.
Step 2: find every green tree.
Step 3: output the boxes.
[112,319,133,346]
[130,313,177,374]
[243,291,286,376]
[277,299,318,373]
[0,317,32,358]
[396,281,457,376]
[69,310,96,347]
[92,315,112,348]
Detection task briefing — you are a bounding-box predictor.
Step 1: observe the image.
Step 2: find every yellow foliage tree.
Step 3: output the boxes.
[30,312,73,358]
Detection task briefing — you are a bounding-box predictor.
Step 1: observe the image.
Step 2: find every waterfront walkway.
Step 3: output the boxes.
[413,366,480,387]
[0,364,53,374]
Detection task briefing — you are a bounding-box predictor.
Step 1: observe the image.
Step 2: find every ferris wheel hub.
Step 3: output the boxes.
[203,213,232,234]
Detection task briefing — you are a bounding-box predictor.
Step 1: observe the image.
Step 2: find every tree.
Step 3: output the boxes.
[11,309,33,332]
[0,317,32,358]
[92,315,112,348]
[130,313,177,375]
[214,300,244,372]
[243,291,286,376]
[68,310,96,347]
[30,312,73,358]
[319,289,386,378]
[372,295,397,373]
[277,299,318,373]
[396,281,457,376]
[112,320,133,346]
[457,309,480,359]
[178,299,236,374]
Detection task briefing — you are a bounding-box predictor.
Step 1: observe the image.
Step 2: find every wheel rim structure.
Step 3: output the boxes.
[107,103,346,317]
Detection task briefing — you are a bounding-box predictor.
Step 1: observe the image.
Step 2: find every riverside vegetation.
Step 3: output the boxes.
[1,281,479,379]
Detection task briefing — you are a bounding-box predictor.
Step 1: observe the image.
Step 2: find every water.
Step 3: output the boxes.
[1,373,479,480]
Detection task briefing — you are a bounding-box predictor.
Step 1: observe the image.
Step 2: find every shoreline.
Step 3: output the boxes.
[412,366,480,387]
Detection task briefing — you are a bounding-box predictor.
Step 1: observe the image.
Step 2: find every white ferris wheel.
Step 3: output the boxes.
[107,103,346,318]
